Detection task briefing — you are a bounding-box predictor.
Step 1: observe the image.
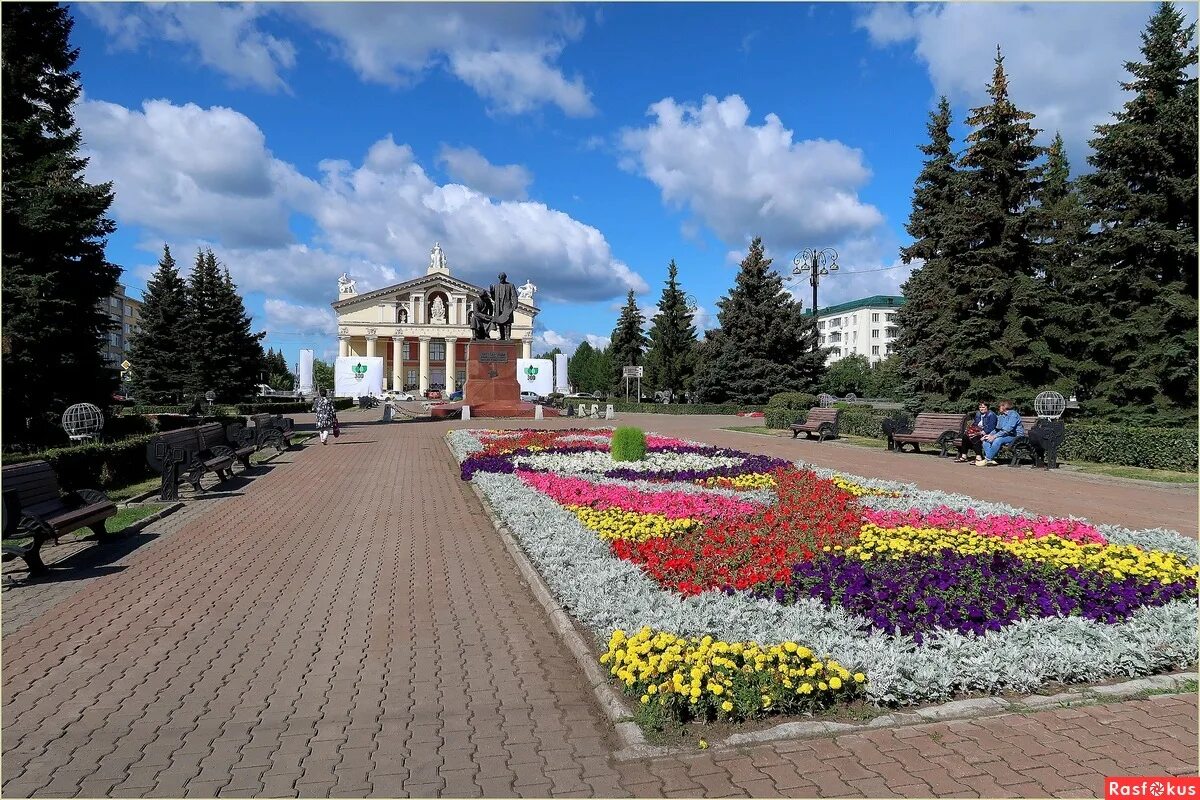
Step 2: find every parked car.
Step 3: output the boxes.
[426,390,442,400]
[519,391,543,403]
[565,392,594,399]
[448,390,463,401]
[386,390,415,401]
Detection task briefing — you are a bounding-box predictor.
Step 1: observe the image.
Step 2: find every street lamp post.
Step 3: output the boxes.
[788,247,839,351]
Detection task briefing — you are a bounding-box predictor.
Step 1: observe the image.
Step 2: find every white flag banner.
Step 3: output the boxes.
[298,349,314,394]
[334,356,384,398]
[517,358,554,397]
[555,353,569,392]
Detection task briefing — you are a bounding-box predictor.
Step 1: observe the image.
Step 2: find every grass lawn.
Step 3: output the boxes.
[107,504,168,533]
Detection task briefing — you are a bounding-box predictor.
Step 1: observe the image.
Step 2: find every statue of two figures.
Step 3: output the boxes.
[470,273,521,341]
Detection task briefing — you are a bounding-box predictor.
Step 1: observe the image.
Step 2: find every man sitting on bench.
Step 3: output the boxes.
[978,400,1024,467]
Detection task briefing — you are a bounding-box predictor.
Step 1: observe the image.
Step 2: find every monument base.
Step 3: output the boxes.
[460,339,562,419]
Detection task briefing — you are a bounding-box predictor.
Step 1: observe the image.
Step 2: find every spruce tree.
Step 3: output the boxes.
[608,290,649,393]
[263,348,295,390]
[567,341,596,392]
[691,237,824,404]
[1078,2,1197,422]
[185,248,264,401]
[893,97,975,405]
[958,47,1045,402]
[2,3,121,438]
[643,260,698,398]
[128,245,190,403]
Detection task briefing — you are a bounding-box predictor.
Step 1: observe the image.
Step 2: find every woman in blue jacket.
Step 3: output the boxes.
[978,400,1025,466]
[956,402,997,462]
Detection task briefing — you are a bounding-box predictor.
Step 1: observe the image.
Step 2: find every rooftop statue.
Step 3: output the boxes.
[518,279,537,302]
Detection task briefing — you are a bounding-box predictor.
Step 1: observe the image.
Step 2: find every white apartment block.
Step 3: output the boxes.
[810,295,904,365]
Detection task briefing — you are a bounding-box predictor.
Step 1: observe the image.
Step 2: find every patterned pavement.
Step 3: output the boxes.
[2,413,1196,797]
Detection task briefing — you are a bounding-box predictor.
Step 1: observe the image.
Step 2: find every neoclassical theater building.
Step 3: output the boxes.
[331,244,539,394]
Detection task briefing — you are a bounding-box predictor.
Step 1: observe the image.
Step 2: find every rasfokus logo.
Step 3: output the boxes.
[1108,778,1200,799]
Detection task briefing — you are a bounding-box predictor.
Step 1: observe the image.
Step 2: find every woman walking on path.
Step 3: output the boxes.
[313,389,339,445]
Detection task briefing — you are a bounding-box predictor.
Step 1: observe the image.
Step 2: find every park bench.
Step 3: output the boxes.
[1,460,117,575]
[891,412,970,458]
[996,415,1068,469]
[790,407,841,442]
[146,427,234,501]
[249,413,295,452]
[196,421,253,473]
[224,421,258,469]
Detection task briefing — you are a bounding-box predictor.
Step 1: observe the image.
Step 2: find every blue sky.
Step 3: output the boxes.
[69,2,1192,367]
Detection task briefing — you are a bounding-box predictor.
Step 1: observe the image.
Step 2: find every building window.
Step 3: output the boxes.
[886,327,898,338]
[871,329,880,338]
[429,342,446,361]
[124,304,133,316]
[456,369,466,386]
[829,318,840,328]
[818,321,825,330]
[110,297,120,308]
[886,313,896,322]
[406,368,417,388]
[872,345,880,355]
[872,312,879,322]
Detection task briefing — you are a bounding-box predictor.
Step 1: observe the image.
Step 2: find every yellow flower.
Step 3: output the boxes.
[829,676,842,690]
[640,694,650,704]
[854,672,866,683]
[698,738,709,750]
[721,700,734,712]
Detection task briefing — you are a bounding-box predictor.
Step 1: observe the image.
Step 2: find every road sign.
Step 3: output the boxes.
[120,359,131,371]
[623,366,643,378]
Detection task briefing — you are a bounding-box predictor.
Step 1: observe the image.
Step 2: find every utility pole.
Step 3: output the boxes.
[788,248,839,351]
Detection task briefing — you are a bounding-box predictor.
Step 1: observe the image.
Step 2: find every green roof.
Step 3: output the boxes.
[802,295,905,316]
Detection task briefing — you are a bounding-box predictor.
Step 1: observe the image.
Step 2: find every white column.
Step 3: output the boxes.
[413,294,424,324]
[365,335,377,358]
[522,336,533,360]
[444,337,457,392]
[338,336,349,357]
[418,336,430,394]
[391,337,403,391]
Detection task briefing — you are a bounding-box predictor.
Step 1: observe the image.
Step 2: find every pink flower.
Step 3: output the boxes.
[518,471,761,520]
[863,507,1106,545]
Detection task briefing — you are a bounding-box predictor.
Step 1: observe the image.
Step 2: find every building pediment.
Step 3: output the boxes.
[332,273,485,310]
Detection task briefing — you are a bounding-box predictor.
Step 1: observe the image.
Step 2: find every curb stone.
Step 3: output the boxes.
[447,432,1198,759]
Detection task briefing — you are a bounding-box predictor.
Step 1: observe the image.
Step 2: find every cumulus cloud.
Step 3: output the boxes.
[262,298,338,336]
[77,98,309,249]
[619,94,885,253]
[76,97,644,309]
[437,145,532,200]
[856,3,1198,163]
[289,4,594,116]
[585,334,612,349]
[78,4,296,93]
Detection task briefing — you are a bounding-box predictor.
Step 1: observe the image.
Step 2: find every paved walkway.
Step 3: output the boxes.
[2,414,1196,798]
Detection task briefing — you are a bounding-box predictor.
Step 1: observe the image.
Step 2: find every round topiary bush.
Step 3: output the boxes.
[611,426,647,462]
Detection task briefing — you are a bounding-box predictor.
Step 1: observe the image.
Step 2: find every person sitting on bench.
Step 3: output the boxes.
[978,400,1024,466]
[956,401,997,463]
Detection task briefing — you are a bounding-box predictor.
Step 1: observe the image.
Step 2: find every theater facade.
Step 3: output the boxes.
[331,244,539,394]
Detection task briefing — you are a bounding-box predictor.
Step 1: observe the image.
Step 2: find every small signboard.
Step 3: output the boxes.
[479,352,510,363]
[120,359,131,371]
[623,366,644,378]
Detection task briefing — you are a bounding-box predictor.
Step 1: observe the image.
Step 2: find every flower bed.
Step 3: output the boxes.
[449,428,1198,719]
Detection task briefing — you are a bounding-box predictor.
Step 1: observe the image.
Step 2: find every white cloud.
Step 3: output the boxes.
[437,145,532,200]
[535,329,576,352]
[77,98,645,309]
[78,4,296,93]
[262,298,338,336]
[290,4,594,116]
[585,334,611,350]
[856,3,1198,164]
[619,95,885,254]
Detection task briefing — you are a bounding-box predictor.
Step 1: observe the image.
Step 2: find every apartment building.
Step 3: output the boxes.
[809,295,904,365]
[99,285,143,377]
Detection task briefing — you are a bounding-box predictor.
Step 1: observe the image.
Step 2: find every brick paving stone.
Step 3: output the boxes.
[3,415,1197,799]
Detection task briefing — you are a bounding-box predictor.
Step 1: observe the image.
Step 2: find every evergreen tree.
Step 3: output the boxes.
[566,341,613,394]
[608,290,649,391]
[2,3,121,438]
[1077,2,1197,422]
[643,260,698,398]
[128,245,190,403]
[185,248,264,400]
[691,238,824,404]
[894,97,974,404]
[535,346,563,361]
[1031,133,1090,394]
[263,348,294,391]
[958,47,1045,401]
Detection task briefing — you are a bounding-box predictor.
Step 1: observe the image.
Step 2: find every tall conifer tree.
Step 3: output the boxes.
[1078,2,1197,421]
[692,238,823,404]
[185,249,264,400]
[608,290,649,392]
[644,260,698,398]
[128,245,190,403]
[2,3,121,436]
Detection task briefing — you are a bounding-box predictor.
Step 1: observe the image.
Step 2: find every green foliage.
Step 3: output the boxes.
[233,399,351,414]
[263,348,294,391]
[1077,2,1198,420]
[606,401,764,416]
[767,392,818,410]
[128,245,191,403]
[609,290,649,390]
[610,427,648,462]
[822,355,874,397]
[763,407,804,429]
[568,341,615,394]
[2,434,156,489]
[313,358,334,392]
[644,260,698,396]
[535,347,563,361]
[692,238,825,404]
[184,249,265,401]
[2,3,121,442]
[1059,424,1197,472]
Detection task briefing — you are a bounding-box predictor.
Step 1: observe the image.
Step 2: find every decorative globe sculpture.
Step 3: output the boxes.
[1034,391,1067,420]
[845,393,857,402]
[818,393,837,408]
[62,402,105,441]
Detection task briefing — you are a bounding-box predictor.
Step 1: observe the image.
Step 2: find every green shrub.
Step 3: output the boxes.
[606,401,765,415]
[767,392,818,410]
[2,434,157,489]
[764,407,806,429]
[611,427,648,462]
[1058,423,1197,472]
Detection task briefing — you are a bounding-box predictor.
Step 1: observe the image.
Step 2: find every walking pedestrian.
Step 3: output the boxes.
[313,389,339,445]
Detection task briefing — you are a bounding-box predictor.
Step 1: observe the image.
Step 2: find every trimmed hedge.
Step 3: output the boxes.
[607,401,766,415]
[767,392,818,410]
[2,434,157,490]
[234,399,352,414]
[1058,423,1197,472]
